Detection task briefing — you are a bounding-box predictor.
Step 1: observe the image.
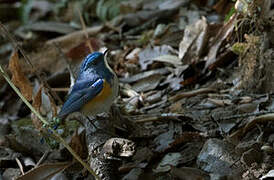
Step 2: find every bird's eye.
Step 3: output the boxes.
[92,58,99,65]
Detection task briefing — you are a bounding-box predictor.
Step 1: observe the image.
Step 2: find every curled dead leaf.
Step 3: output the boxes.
[8,51,33,101]
[69,129,87,159]
[17,162,72,180]
[66,38,101,61]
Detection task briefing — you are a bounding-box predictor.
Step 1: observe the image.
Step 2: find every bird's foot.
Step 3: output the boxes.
[49,117,62,130]
[39,117,62,149]
[85,115,116,136]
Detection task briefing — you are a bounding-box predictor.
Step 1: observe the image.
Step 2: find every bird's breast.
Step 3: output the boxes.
[81,79,113,115]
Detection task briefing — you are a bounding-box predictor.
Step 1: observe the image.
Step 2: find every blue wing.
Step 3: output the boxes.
[58,78,104,118]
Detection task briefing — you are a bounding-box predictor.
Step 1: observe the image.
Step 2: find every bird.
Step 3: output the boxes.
[57,50,119,121]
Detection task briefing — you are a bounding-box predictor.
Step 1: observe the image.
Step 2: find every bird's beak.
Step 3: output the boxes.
[103,49,109,57]
[103,48,110,66]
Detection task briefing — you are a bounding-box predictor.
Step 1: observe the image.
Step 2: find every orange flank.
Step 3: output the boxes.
[81,80,112,114]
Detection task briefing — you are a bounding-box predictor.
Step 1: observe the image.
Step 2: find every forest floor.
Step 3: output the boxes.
[0,0,274,179]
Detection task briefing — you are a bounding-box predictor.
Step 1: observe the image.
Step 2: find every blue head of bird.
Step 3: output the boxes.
[78,51,114,83]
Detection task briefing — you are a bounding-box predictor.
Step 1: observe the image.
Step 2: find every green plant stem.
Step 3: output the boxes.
[0,65,100,180]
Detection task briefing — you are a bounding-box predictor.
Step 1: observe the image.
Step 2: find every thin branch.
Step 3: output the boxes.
[77,7,93,52]
[130,113,186,123]
[0,65,101,180]
[219,110,274,120]
[0,22,63,105]
[35,150,50,167]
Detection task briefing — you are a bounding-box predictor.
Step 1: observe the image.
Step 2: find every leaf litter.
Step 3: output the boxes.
[1,0,274,179]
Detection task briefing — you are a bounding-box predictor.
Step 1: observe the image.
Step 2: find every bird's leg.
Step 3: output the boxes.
[85,115,116,136]
[50,117,62,130]
[86,116,100,130]
[110,105,135,134]
[85,115,99,130]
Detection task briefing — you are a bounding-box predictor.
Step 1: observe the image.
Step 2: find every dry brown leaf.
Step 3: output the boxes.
[70,129,87,159]
[17,162,72,180]
[32,87,57,121]
[46,25,102,50]
[8,51,33,101]
[179,17,208,63]
[205,14,237,70]
[229,113,274,144]
[207,98,232,106]
[213,0,233,15]
[169,87,216,102]
[169,101,184,113]
[66,38,101,61]
[138,45,175,70]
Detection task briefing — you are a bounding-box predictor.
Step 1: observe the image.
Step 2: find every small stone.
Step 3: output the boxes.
[197,138,241,175]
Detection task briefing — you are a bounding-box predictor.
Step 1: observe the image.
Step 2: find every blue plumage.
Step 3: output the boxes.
[78,52,113,83]
[58,79,104,118]
[58,51,118,119]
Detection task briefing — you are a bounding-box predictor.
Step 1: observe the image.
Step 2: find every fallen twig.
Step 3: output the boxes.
[219,110,274,120]
[169,88,217,102]
[130,113,187,123]
[0,65,101,180]
[46,25,102,48]
[77,7,93,52]
[0,22,63,105]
